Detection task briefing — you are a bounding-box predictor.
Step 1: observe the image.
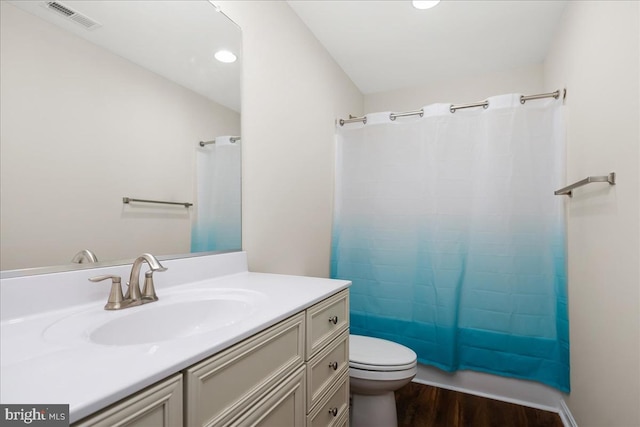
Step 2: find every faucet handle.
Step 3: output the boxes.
[141,271,159,302]
[89,275,125,310]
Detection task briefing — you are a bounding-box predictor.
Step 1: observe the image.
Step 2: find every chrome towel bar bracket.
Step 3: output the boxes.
[554,172,616,197]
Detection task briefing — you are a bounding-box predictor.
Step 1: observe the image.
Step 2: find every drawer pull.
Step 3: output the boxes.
[328,316,338,325]
[328,361,339,370]
[328,407,339,417]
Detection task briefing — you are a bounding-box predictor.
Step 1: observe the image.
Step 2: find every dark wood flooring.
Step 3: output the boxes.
[395,382,564,427]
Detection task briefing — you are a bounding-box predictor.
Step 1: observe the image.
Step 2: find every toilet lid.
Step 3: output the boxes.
[349,335,417,371]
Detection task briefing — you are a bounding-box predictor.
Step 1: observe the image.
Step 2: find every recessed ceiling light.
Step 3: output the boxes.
[412,0,440,10]
[214,50,237,63]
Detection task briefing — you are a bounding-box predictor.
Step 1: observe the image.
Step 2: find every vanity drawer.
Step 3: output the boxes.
[334,410,349,427]
[185,312,305,427]
[306,330,349,411]
[306,290,349,359]
[306,370,349,427]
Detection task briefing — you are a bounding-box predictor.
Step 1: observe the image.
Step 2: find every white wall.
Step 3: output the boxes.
[544,1,640,426]
[364,64,543,113]
[216,1,363,277]
[0,3,240,270]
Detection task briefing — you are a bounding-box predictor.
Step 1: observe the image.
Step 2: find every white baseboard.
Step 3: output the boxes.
[413,363,571,419]
[559,399,578,427]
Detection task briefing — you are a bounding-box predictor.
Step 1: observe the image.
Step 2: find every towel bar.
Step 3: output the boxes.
[123,197,193,208]
[554,172,616,197]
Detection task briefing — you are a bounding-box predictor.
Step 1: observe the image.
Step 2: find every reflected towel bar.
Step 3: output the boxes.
[554,172,616,197]
[123,197,193,208]
[199,136,241,147]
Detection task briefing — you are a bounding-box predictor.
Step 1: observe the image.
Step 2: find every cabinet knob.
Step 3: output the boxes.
[328,361,339,370]
[328,407,338,417]
[328,316,338,325]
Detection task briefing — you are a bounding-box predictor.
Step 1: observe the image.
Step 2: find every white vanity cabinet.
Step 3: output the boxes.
[72,290,349,427]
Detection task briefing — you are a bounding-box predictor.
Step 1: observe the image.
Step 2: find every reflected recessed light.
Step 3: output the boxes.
[412,0,440,10]
[214,50,237,63]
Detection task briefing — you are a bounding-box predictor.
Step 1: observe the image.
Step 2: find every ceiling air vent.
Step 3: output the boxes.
[42,1,102,30]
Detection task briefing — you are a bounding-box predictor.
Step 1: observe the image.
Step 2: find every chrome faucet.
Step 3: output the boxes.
[71,249,98,264]
[89,253,167,310]
[126,253,167,304]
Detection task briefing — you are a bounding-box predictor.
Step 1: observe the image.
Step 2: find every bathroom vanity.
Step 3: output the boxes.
[0,252,350,426]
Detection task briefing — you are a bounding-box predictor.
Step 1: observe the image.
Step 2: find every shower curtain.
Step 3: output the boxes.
[331,94,569,392]
[191,136,241,252]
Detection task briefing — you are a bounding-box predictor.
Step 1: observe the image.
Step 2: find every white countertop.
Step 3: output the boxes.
[0,253,350,423]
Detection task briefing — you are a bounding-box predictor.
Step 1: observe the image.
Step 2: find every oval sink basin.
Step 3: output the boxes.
[90,299,253,345]
[43,288,266,346]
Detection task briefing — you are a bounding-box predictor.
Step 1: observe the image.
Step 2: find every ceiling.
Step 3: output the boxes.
[9,0,241,112]
[288,0,567,95]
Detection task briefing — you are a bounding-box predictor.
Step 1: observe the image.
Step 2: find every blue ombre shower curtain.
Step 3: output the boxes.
[191,136,241,252]
[331,94,569,391]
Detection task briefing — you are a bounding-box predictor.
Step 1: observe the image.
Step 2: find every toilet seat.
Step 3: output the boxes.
[350,365,417,381]
[349,335,417,372]
[350,360,417,371]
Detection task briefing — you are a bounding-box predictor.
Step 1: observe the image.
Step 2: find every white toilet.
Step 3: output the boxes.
[349,335,418,427]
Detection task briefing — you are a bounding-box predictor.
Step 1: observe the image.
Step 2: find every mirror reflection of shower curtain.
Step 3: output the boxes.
[191,136,241,252]
[332,94,569,392]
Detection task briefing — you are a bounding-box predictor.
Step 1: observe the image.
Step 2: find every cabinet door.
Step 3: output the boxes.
[185,312,305,427]
[230,366,306,427]
[72,374,182,427]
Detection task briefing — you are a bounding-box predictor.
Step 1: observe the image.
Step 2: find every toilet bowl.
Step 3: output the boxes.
[349,335,417,427]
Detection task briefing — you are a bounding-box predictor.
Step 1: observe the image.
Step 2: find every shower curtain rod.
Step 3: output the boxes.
[338,89,565,126]
[199,136,241,147]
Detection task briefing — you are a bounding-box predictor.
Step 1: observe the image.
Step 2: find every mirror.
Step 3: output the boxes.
[0,1,242,275]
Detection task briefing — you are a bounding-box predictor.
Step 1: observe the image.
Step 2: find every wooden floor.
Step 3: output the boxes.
[395,382,564,427]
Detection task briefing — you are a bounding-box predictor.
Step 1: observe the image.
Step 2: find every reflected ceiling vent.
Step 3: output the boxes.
[41,1,102,30]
